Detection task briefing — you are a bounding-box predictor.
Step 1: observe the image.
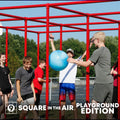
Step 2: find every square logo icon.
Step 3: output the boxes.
[5,101,17,114]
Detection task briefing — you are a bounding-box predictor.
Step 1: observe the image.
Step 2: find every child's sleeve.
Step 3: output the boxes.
[15,69,21,81]
[37,69,43,78]
[89,50,100,64]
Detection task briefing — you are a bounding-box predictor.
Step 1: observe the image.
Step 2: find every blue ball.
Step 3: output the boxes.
[49,50,68,71]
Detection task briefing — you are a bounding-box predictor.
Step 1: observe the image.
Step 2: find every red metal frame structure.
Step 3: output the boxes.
[0,1,120,119]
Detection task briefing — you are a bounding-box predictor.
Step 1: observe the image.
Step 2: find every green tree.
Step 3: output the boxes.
[8,48,21,81]
[0,32,119,78]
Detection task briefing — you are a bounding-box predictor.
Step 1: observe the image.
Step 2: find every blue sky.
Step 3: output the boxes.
[0,1,120,43]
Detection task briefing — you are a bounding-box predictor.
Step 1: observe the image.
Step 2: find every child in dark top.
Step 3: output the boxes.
[111,59,118,119]
[0,53,14,119]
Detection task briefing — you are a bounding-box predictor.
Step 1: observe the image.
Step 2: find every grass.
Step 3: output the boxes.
[6,109,109,120]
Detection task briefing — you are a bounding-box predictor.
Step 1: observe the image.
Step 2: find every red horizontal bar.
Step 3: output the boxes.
[5,21,117,29]
[90,28,119,31]
[0,26,7,29]
[0,13,60,27]
[28,18,61,26]
[8,25,52,28]
[0,4,46,10]
[28,14,84,20]
[7,24,56,29]
[26,11,120,20]
[3,23,86,30]
[1,20,118,33]
[39,29,84,33]
[9,27,38,33]
[0,25,38,33]
[38,27,119,34]
[0,16,119,26]
[0,1,110,10]
[63,25,86,31]
[50,1,110,7]
[0,13,25,20]
[1,25,118,34]
[28,18,86,30]
[52,6,88,16]
[52,6,119,23]
[63,21,116,26]
[0,13,118,22]
[90,11,120,16]
[11,24,85,31]
[0,18,21,21]
[91,15,119,23]
[0,16,60,27]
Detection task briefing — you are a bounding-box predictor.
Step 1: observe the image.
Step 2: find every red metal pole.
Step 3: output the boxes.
[39,30,84,34]
[91,15,119,23]
[9,27,38,33]
[28,14,84,20]
[86,16,90,119]
[7,26,119,34]
[50,1,110,7]
[60,25,62,50]
[24,19,27,57]
[62,21,116,26]
[24,20,27,120]
[38,28,119,34]
[0,18,20,21]
[59,25,62,120]
[90,11,120,16]
[2,21,116,29]
[118,23,120,119]
[8,23,86,31]
[0,3,46,10]
[0,1,109,10]
[46,3,49,120]
[2,10,119,22]
[5,28,8,66]
[37,33,40,66]
[28,18,85,30]
[27,11,120,20]
[0,13,24,20]
[52,6,119,24]
[90,28,119,31]
[52,6,88,16]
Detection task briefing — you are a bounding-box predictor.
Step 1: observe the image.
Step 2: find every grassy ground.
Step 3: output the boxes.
[6,109,108,120]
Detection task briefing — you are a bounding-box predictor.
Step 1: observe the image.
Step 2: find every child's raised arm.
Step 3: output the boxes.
[49,33,56,51]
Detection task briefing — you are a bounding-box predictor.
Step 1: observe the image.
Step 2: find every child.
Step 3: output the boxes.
[111,59,118,119]
[33,59,46,107]
[50,33,77,119]
[15,56,38,119]
[68,32,113,119]
[0,53,14,119]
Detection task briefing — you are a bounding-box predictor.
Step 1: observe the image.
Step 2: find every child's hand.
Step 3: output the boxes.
[34,94,36,102]
[10,89,14,97]
[17,97,23,103]
[89,37,94,48]
[49,33,54,42]
[90,41,93,48]
[0,91,3,96]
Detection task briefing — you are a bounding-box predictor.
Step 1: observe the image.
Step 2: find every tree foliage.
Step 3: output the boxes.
[0,32,118,81]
